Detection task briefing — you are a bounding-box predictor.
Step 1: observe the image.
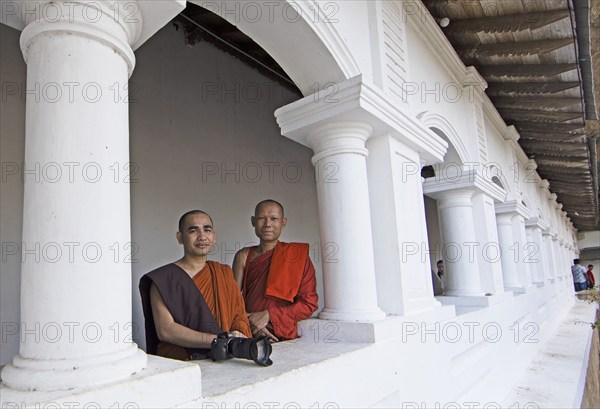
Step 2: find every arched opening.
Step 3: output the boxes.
[127,2,356,352]
[421,125,465,297]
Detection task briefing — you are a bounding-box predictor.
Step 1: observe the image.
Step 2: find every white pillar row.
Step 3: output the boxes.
[525,218,547,286]
[542,230,556,282]
[495,201,532,292]
[513,214,534,288]
[308,122,385,321]
[552,236,564,282]
[558,239,573,276]
[471,192,507,295]
[496,213,521,290]
[0,0,187,394]
[434,189,485,296]
[366,135,443,315]
[276,75,448,320]
[422,167,507,299]
[0,1,147,391]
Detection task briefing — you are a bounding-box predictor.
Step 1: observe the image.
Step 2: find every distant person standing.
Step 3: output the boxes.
[571,259,588,292]
[586,264,595,290]
[431,260,445,296]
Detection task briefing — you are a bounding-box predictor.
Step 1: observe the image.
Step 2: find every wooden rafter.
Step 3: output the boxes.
[515,122,585,133]
[486,82,580,96]
[459,38,573,58]
[519,141,588,151]
[478,64,577,78]
[491,97,582,110]
[519,133,585,142]
[444,10,570,34]
[498,109,583,122]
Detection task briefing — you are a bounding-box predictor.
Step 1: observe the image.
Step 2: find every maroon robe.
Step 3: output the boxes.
[242,242,318,340]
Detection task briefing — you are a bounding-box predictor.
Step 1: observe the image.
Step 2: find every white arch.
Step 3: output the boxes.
[417,111,470,165]
[521,192,532,209]
[190,0,360,96]
[488,165,510,195]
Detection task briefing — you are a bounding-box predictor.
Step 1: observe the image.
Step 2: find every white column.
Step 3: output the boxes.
[552,236,563,280]
[310,122,385,321]
[525,224,545,285]
[542,230,556,282]
[367,134,441,315]
[436,189,484,296]
[496,213,521,289]
[471,193,506,294]
[559,239,568,278]
[1,2,146,391]
[512,214,533,288]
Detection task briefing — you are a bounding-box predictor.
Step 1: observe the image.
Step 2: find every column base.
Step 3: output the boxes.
[444,290,487,297]
[436,292,513,307]
[318,307,386,322]
[301,305,456,343]
[1,344,146,392]
[506,286,537,295]
[0,355,201,408]
[533,281,545,288]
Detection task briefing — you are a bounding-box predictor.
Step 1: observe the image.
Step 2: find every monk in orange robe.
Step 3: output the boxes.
[233,200,318,341]
[140,210,251,361]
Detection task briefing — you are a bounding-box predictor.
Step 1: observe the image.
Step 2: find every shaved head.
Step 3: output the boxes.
[178,210,213,232]
[254,199,284,217]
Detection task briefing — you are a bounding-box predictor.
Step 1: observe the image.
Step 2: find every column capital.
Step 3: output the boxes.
[525,216,547,231]
[435,188,475,209]
[542,228,557,238]
[496,211,514,225]
[495,199,531,219]
[308,122,372,163]
[422,167,506,203]
[3,0,185,76]
[275,75,447,164]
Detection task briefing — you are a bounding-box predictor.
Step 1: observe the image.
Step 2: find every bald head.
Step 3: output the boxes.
[254,199,284,217]
[178,210,213,232]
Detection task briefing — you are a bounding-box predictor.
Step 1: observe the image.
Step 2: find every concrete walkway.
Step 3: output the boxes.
[502,300,597,409]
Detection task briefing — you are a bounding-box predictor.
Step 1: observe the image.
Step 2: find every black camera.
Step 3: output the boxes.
[209,332,273,366]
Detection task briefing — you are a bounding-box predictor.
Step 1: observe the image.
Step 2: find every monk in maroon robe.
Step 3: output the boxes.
[233,200,318,341]
[140,210,251,361]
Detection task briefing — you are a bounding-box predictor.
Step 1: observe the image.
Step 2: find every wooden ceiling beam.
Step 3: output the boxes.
[542,167,591,173]
[520,133,585,142]
[514,122,585,133]
[526,150,588,158]
[519,141,588,151]
[444,10,570,34]
[479,64,577,78]
[459,38,573,58]
[491,97,582,110]
[499,109,583,122]
[486,82,580,96]
[533,155,589,161]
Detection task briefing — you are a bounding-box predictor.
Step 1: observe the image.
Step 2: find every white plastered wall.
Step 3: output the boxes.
[129,25,324,349]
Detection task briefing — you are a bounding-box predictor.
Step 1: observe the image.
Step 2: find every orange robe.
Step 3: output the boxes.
[142,261,251,360]
[243,242,318,340]
[192,261,251,337]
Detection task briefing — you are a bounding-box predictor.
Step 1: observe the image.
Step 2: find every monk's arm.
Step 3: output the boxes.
[149,283,216,349]
[268,258,319,337]
[232,248,249,290]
